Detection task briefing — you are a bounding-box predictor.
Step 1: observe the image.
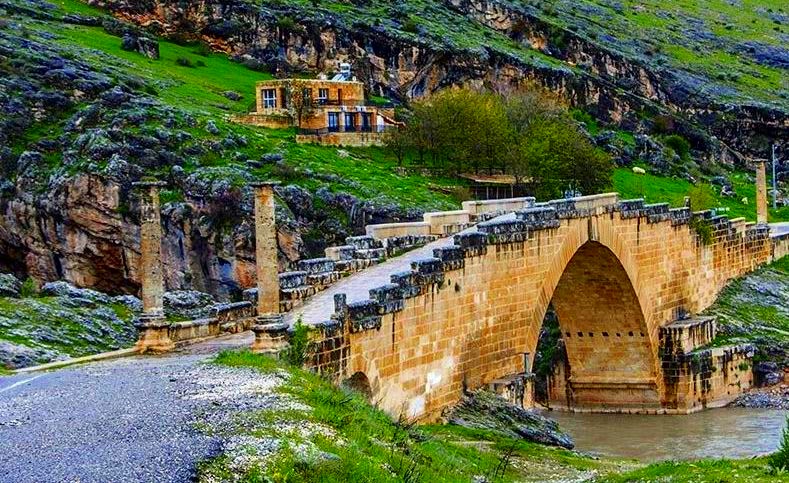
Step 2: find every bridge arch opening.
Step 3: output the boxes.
[543,241,659,411]
[342,371,373,400]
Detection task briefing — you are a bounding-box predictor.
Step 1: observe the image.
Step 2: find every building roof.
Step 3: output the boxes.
[459,174,518,185]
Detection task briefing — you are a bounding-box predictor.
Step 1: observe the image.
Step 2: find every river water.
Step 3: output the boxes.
[544,408,787,462]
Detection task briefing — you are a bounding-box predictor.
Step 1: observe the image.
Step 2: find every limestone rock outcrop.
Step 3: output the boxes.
[444,390,574,449]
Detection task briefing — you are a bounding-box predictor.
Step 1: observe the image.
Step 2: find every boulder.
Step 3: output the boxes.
[120,33,160,60]
[0,273,22,298]
[444,390,574,449]
[40,281,112,305]
[163,290,216,319]
[0,341,47,369]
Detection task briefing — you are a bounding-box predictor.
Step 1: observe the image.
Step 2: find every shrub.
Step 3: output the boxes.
[651,115,674,134]
[192,43,212,57]
[282,318,311,367]
[276,16,304,34]
[689,216,713,246]
[175,56,194,68]
[20,278,37,298]
[663,134,691,161]
[770,417,789,471]
[402,18,419,33]
[688,184,714,211]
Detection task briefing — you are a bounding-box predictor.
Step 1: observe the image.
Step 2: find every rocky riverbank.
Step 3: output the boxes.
[731,384,789,410]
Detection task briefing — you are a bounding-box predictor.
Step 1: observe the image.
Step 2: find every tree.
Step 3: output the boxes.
[284,79,315,128]
[383,127,410,166]
[384,85,613,198]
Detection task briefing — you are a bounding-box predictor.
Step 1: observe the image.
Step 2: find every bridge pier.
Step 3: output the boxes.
[249,182,288,354]
[132,181,174,353]
[756,160,768,224]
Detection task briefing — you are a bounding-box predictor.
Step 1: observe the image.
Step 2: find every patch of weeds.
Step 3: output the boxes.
[282,318,311,367]
[19,278,38,298]
[689,216,714,245]
[770,417,789,472]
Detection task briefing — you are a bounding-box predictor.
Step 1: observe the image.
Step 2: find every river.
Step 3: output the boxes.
[545,408,787,462]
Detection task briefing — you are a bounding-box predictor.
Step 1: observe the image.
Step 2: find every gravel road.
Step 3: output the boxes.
[0,334,266,483]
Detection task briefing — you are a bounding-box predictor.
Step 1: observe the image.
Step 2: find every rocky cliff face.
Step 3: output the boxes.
[0,1,423,299]
[90,0,787,161]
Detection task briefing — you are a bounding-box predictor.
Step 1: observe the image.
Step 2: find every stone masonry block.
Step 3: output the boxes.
[346,235,382,250]
[516,206,561,228]
[279,271,308,289]
[617,199,645,219]
[298,257,336,274]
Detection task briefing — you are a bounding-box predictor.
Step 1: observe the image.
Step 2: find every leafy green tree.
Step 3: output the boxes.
[387,85,613,198]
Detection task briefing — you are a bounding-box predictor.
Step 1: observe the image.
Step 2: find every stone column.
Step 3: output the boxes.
[250,182,288,354]
[132,181,173,353]
[756,160,768,225]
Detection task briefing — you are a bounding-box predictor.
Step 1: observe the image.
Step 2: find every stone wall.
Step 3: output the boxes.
[308,194,778,420]
[365,196,536,240]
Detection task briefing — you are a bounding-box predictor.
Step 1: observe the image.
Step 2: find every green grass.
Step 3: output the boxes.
[0,295,136,359]
[601,458,789,482]
[206,350,789,481]
[47,1,269,116]
[613,168,789,222]
[703,257,789,349]
[15,1,461,213]
[203,350,631,482]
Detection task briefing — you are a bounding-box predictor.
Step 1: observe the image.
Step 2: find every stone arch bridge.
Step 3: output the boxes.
[302,193,789,419]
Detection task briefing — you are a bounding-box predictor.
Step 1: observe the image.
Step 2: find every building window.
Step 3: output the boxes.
[328,112,340,132]
[262,89,276,108]
[344,112,356,130]
[361,113,372,131]
[318,88,329,105]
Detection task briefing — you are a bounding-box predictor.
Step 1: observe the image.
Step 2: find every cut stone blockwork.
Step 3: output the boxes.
[756,160,768,225]
[304,193,783,420]
[250,182,286,352]
[132,181,174,353]
[659,317,754,411]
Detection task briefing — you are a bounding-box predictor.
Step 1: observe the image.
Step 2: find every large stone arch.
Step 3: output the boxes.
[546,241,659,411]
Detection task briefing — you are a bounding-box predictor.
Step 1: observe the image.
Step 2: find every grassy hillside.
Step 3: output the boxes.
[704,257,789,354]
[6,0,459,212]
[614,168,789,222]
[199,350,788,482]
[536,0,788,107]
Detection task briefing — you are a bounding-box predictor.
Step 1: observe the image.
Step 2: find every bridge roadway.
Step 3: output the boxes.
[0,217,783,482]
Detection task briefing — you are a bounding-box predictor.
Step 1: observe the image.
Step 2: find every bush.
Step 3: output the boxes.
[282,318,311,367]
[688,184,714,211]
[402,19,419,33]
[175,56,194,68]
[663,134,691,161]
[192,43,212,57]
[689,216,713,246]
[19,278,37,298]
[770,417,789,471]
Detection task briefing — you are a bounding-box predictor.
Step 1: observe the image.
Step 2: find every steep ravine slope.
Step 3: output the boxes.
[90,0,788,161]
